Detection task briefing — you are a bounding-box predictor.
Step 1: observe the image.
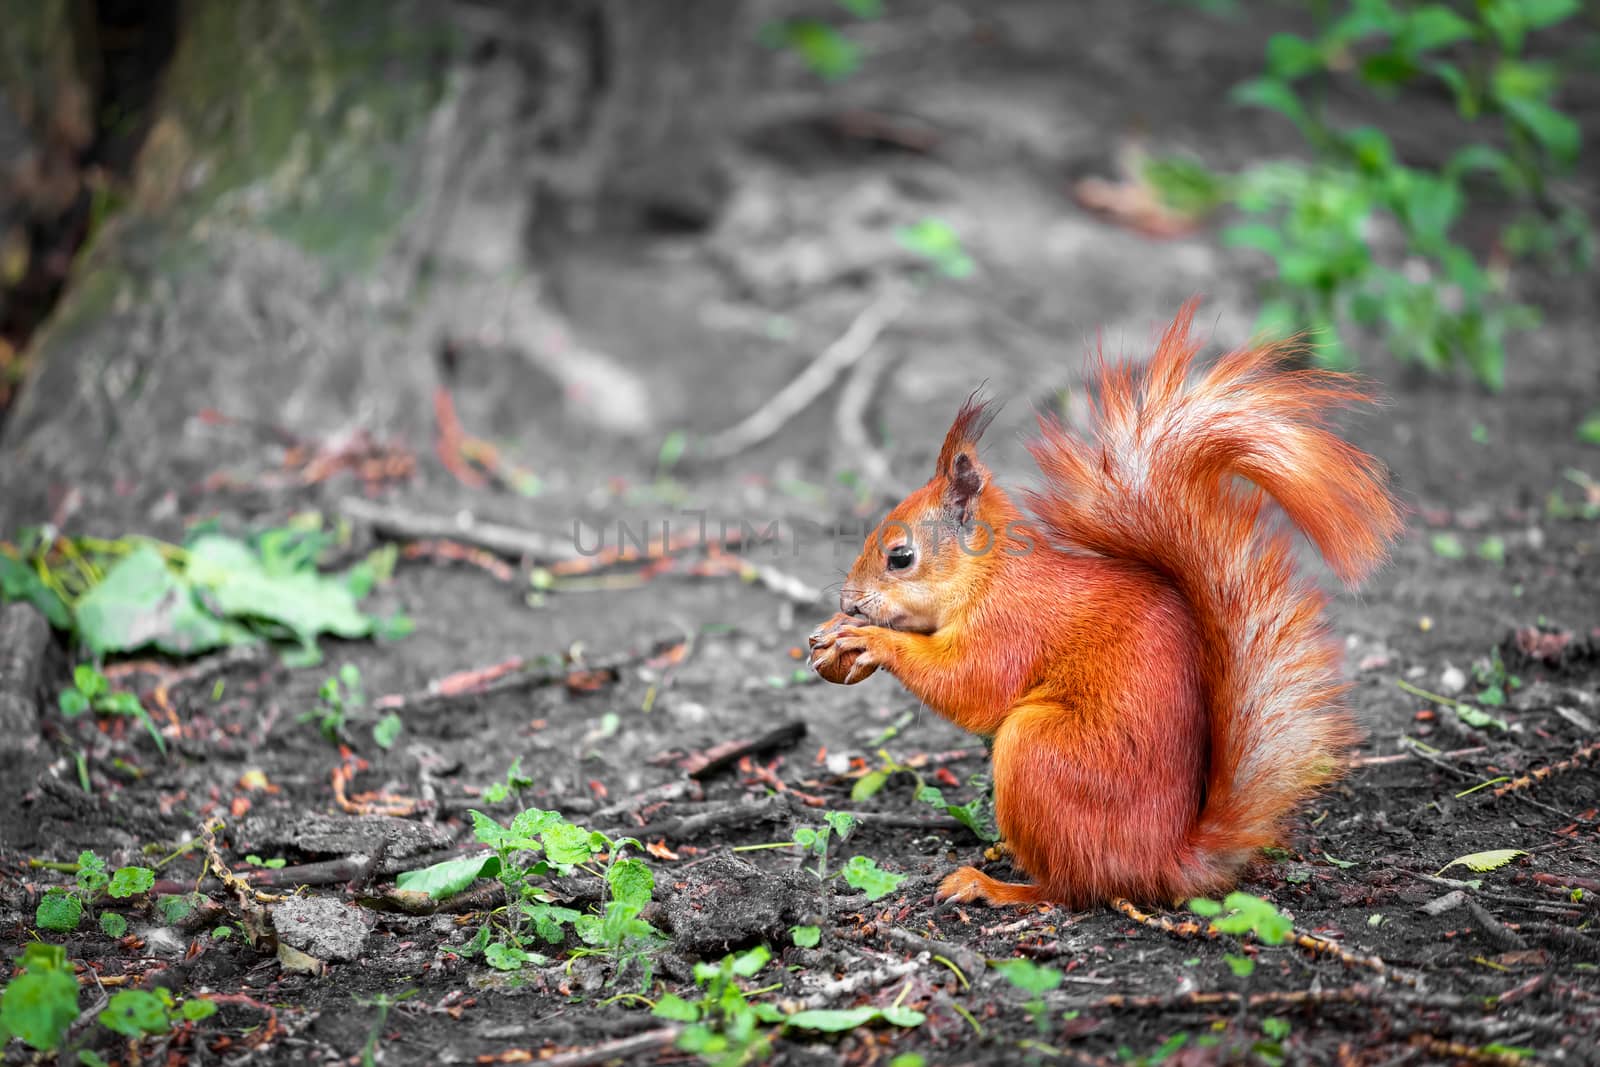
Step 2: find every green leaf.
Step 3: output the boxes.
[156,893,198,923]
[785,1006,925,1032]
[187,535,375,648]
[731,945,771,977]
[1188,897,1223,917]
[1223,222,1285,256]
[992,958,1063,995]
[181,998,217,1021]
[840,855,904,901]
[1438,849,1527,875]
[74,665,105,698]
[656,430,688,472]
[99,989,171,1038]
[1500,97,1579,167]
[483,942,533,971]
[395,854,500,899]
[0,946,78,1051]
[541,821,600,869]
[1405,6,1475,51]
[824,811,858,841]
[108,866,155,899]
[83,848,122,886]
[652,993,701,1022]
[372,712,403,750]
[1430,533,1466,560]
[791,924,821,948]
[607,858,654,911]
[36,888,82,932]
[1429,61,1478,117]
[895,219,975,279]
[99,911,128,938]
[1519,0,1580,29]
[1224,953,1256,977]
[851,769,890,801]
[780,20,860,81]
[1231,78,1306,126]
[1266,33,1322,79]
[0,552,72,630]
[1579,413,1600,446]
[58,689,90,717]
[74,545,237,656]
[1454,703,1508,731]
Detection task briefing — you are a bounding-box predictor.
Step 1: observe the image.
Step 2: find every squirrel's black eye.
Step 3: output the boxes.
[886,545,915,571]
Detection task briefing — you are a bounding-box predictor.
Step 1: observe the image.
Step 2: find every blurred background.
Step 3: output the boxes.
[1,0,1597,654]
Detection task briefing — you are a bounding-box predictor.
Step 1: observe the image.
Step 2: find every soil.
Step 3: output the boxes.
[2,2,1598,1065]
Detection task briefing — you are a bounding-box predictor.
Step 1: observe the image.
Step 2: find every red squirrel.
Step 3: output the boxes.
[808,301,1403,908]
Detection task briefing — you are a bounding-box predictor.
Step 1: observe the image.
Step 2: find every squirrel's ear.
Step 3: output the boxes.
[937,395,995,525]
[944,450,986,525]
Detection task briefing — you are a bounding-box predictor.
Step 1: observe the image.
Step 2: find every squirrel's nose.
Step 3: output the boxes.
[839,594,861,616]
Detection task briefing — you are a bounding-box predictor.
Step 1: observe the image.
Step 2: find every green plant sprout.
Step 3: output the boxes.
[0,943,78,1052]
[33,850,156,934]
[737,811,907,903]
[1149,0,1591,387]
[482,756,535,806]
[299,664,402,749]
[851,749,999,842]
[991,957,1063,1033]
[59,665,166,755]
[759,0,882,83]
[653,944,924,1066]
[397,807,663,984]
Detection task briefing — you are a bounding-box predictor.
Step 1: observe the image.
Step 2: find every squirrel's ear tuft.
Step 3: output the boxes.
[938,393,994,525]
[936,393,996,478]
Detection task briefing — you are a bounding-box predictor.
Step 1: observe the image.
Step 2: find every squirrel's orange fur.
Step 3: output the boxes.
[810,300,1403,908]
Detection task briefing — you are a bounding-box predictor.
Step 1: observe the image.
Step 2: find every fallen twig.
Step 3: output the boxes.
[400,539,518,582]
[1489,740,1599,798]
[699,283,911,461]
[677,722,810,781]
[339,496,569,561]
[332,749,419,817]
[1110,898,1420,987]
[1352,744,1488,767]
[372,632,689,715]
[476,1026,682,1066]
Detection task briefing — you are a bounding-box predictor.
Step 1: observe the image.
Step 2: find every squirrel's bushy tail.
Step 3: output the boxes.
[1025,299,1403,893]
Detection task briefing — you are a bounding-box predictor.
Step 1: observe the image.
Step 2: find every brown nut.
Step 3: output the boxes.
[807,611,877,685]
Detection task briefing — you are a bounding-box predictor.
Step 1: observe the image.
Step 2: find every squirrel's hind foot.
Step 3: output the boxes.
[937,867,1053,907]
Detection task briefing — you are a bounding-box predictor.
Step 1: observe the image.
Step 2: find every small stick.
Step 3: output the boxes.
[1490,740,1599,798]
[1109,898,1419,987]
[340,496,569,562]
[699,284,911,461]
[1407,1034,1531,1066]
[1352,745,1487,767]
[682,722,809,780]
[477,1027,681,1067]
[401,540,518,582]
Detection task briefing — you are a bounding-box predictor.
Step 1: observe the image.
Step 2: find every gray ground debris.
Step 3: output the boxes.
[269,895,374,962]
[664,853,819,957]
[234,812,455,871]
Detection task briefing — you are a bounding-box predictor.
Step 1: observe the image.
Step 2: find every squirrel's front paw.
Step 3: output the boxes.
[807,614,881,684]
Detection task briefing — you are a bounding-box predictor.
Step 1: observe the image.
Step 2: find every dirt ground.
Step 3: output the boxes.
[2,2,1598,1065]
